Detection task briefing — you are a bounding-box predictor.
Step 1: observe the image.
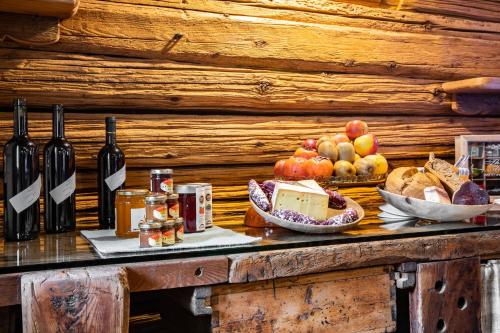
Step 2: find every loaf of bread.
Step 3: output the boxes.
[385,167,445,200]
[424,153,466,195]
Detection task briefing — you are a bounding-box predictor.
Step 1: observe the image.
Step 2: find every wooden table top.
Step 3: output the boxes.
[1,208,500,274]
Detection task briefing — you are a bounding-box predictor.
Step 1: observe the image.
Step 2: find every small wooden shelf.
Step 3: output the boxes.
[0,0,79,19]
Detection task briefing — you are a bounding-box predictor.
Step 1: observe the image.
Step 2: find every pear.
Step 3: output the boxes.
[318,141,338,162]
[337,142,356,163]
[354,157,376,176]
[334,160,356,177]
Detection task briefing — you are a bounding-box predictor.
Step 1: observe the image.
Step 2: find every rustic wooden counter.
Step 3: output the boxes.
[1,209,500,332]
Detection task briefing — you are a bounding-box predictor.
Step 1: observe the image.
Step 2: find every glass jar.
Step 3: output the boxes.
[145,194,167,222]
[139,222,162,248]
[174,217,184,243]
[115,189,148,238]
[175,184,206,233]
[150,169,174,194]
[186,183,212,228]
[167,193,179,219]
[161,221,175,246]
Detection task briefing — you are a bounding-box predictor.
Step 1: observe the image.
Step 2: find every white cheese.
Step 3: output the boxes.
[271,181,328,221]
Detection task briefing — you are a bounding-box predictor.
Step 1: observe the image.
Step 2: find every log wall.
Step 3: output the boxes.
[0,0,498,230]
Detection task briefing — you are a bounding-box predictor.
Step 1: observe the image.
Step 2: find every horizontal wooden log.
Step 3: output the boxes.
[5,0,499,79]
[384,0,500,23]
[227,229,500,283]
[0,48,449,113]
[0,114,493,170]
[0,0,79,18]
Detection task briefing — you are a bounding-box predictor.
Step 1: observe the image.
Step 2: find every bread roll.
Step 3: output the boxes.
[385,167,445,200]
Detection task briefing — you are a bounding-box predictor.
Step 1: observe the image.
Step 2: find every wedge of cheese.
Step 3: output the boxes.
[271,181,329,221]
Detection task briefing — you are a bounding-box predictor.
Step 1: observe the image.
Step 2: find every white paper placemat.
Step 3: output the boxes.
[81,226,262,257]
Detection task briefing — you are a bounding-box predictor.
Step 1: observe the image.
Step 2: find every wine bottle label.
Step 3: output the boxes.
[9,174,41,213]
[105,164,126,191]
[49,172,76,205]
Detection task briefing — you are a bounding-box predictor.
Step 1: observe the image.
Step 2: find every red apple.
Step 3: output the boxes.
[293,147,319,160]
[332,133,350,144]
[345,120,369,140]
[283,157,307,180]
[274,159,287,177]
[302,138,317,150]
[354,134,378,157]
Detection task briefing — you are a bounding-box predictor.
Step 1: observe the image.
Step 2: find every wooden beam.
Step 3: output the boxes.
[21,266,129,333]
[442,77,500,93]
[4,0,498,79]
[0,49,447,114]
[0,0,79,18]
[409,257,481,332]
[227,230,500,283]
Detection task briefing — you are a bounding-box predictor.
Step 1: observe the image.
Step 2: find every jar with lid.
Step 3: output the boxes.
[115,189,148,238]
[161,221,175,246]
[139,221,162,248]
[175,184,206,233]
[150,169,174,194]
[185,183,212,228]
[167,193,179,219]
[174,217,184,243]
[145,194,167,222]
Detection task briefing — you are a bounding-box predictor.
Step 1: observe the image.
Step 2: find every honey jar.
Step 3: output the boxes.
[145,194,167,222]
[115,189,148,238]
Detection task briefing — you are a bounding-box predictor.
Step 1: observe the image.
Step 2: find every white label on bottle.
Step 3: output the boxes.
[49,172,76,205]
[204,186,213,227]
[196,187,206,231]
[105,164,126,191]
[9,174,41,213]
[131,208,145,232]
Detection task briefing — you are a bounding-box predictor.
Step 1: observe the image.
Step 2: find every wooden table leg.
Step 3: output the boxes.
[21,266,130,333]
[409,257,481,333]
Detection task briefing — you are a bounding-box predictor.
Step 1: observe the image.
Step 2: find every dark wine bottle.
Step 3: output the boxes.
[97,117,125,228]
[44,104,76,233]
[3,98,40,241]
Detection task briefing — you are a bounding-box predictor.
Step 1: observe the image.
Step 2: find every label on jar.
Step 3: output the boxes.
[49,172,76,205]
[9,174,41,213]
[105,164,126,191]
[168,202,179,219]
[148,233,162,247]
[162,229,175,245]
[176,224,184,241]
[204,186,213,227]
[196,187,206,231]
[153,206,167,221]
[160,178,173,193]
[130,208,145,232]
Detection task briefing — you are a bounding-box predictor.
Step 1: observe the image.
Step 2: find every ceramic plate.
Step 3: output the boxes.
[377,185,493,221]
[249,196,365,234]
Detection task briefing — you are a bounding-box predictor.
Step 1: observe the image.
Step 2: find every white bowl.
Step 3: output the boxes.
[377,185,492,221]
[249,196,364,234]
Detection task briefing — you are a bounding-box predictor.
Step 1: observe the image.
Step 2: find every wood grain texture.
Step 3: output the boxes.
[211,266,396,332]
[0,0,79,18]
[4,0,499,79]
[126,256,228,292]
[228,229,500,283]
[0,14,59,46]
[409,257,481,333]
[0,273,20,307]
[21,266,130,333]
[0,48,449,114]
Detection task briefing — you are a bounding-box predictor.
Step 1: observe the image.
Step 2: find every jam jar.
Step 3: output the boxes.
[161,221,175,246]
[145,194,167,222]
[175,184,206,233]
[115,189,148,238]
[174,217,184,243]
[150,169,174,194]
[139,221,162,248]
[167,193,179,219]
[186,183,212,228]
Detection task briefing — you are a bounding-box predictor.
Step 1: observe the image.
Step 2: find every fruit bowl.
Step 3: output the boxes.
[275,174,387,188]
[249,196,365,234]
[377,185,493,221]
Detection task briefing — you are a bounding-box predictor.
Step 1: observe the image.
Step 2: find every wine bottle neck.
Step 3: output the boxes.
[52,105,65,138]
[106,131,116,145]
[13,99,27,137]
